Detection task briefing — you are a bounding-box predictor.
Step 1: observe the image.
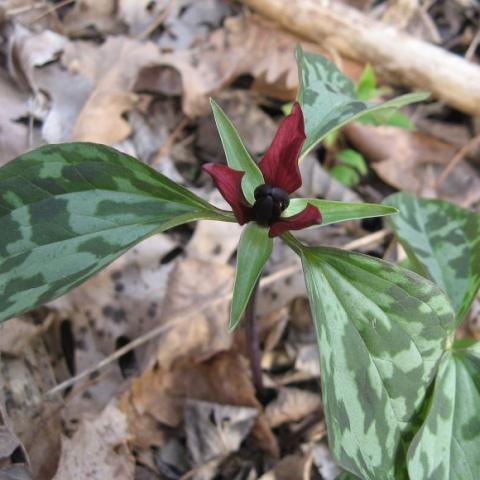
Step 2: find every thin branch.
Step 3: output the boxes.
[43,230,387,401]
[436,135,480,189]
[26,0,76,25]
[244,280,263,394]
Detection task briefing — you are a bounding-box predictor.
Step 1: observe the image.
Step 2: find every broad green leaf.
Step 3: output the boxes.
[336,149,368,176]
[301,247,455,480]
[295,45,429,158]
[330,165,361,187]
[210,98,264,204]
[407,343,480,480]
[358,109,416,130]
[230,223,272,330]
[355,64,378,101]
[281,101,293,115]
[283,199,398,226]
[0,143,228,323]
[385,192,480,323]
[336,473,362,480]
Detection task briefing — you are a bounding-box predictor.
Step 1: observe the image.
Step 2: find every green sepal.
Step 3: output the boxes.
[0,142,229,323]
[230,223,272,330]
[299,246,455,480]
[210,98,264,204]
[407,343,480,480]
[385,192,480,324]
[283,198,398,226]
[295,45,429,159]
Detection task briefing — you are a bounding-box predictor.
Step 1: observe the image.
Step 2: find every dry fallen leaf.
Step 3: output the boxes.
[0,70,30,165]
[63,37,161,144]
[345,123,480,207]
[51,235,177,422]
[259,453,313,480]
[0,335,63,479]
[265,387,321,428]
[52,403,134,480]
[120,352,279,457]
[62,0,120,36]
[7,25,67,90]
[146,15,360,116]
[312,443,342,480]
[184,399,257,465]
[148,257,234,370]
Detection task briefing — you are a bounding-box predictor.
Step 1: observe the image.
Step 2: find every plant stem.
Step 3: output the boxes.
[244,280,264,396]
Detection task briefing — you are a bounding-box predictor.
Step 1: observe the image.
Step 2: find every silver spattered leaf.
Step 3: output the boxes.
[295,46,428,158]
[385,193,480,324]
[0,143,224,322]
[407,343,480,480]
[301,247,455,480]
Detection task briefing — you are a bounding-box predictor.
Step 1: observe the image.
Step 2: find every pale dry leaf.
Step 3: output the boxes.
[34,64,91,143]
[294,345,321,379]
[153,15,360,116]
[156,0,232,50]
[62,0,119,35]
[52,403,134,480]
[63,37,161,144]
[259,453,312,480]
[148,257,234,370]
[0,315,53,356]
[7,24,67,90]
[118,0,169,36]
[5,25,92,144]
[187,192,242,264]
[345,123,480,206]
[0,337,62,479]
[298,155,362,203]
[195,91,278,162]
[0,426,21,461]
[264,387,321,428]
[312,444,342,480]
[0,464,33,480]
[119,352,279,457]
[0,70,31,165]
[51,235,177,421]
[184,399,257,465]
[187,219,241,265]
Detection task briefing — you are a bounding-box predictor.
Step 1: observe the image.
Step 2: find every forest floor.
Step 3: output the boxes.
[0,1,479,479]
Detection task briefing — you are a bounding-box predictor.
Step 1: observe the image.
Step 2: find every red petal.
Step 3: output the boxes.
[258,102,306,194]
[268,204,322,238]
[203,163,251,225]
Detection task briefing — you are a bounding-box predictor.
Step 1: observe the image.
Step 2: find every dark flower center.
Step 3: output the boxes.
[252,184,290,226]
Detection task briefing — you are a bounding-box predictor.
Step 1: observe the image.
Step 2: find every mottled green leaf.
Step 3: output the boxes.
[330,165,360,187]
[336,473,362,480]
[230,223,272,330]
[355,64,378,101]
[295,45,429,158]
[210,98,264,204]
[301,247,455,480]
[385,193,480,323]
[0,143,228,323]
[336,149,368,176]
[358,109,416,130]
[407,343,480,480]
[283,199,397,226]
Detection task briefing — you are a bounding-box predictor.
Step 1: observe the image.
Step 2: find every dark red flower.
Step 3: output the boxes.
[203,102,322,238]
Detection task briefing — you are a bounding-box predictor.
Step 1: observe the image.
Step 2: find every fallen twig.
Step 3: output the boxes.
[43,230,390,401]
[241,0,480,117]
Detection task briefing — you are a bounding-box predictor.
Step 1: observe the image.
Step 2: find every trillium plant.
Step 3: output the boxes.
[1,47,479,479]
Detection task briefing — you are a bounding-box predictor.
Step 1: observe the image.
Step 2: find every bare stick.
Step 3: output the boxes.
[241,0,480,117]
[244,280,263,395]
[43,230,387,400]
[436,135,480,189]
